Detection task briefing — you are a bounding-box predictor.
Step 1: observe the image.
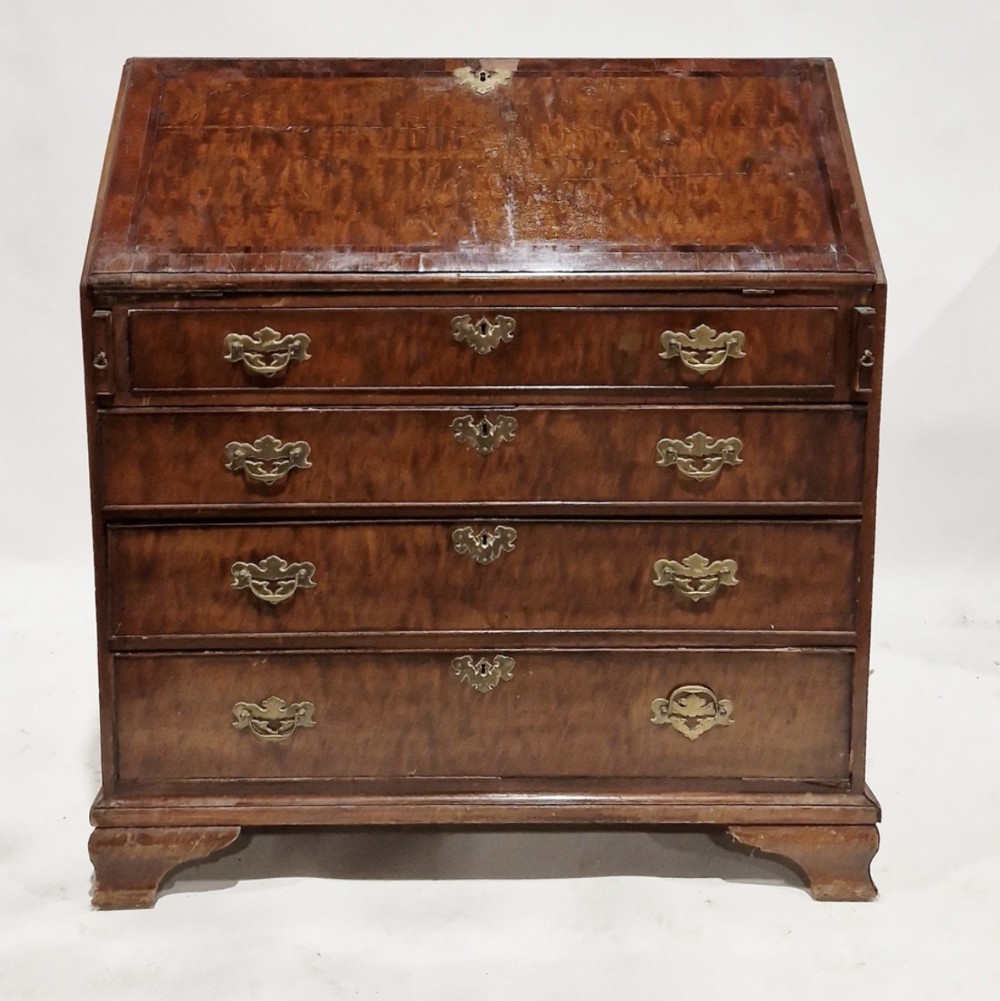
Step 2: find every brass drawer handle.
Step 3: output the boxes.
[450,414,518,455]
[453,525,517,564]
[656,432,743,481]
[451,314,516,354]
[653,552,739,602]
[650,685,734,741]
[224,435,312,485]
[232,696,316,741]
[659,323,746,374]
[223,326,311,377]
[452,654,515,693]
[231,555,317,604]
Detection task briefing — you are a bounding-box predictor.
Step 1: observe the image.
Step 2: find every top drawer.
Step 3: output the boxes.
[123,306,845,402]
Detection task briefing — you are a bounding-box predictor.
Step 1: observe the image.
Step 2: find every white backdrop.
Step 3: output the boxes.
[2,2,999,998]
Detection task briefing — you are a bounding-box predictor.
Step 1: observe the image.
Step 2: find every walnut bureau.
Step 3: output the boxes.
[82,58,884,907]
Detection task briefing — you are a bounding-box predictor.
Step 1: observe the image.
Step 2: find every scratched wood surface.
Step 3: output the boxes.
[86,58,877,283]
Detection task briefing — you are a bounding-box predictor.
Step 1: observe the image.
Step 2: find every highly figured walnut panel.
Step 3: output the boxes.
[124,306,840,397]
[112,649,853,782]
[88,58,874,278]
[106,519,859,640]
[98,406,865,510]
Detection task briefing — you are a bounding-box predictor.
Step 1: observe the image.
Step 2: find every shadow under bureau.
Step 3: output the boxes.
[82,58,885,907]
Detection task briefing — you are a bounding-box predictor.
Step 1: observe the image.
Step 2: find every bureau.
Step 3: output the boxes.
[82,58,884,907]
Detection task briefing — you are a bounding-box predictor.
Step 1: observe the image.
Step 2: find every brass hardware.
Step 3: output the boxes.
[224,435,313,485]
[659,323,746,374]
[223,326,312,378]
[450,414,518,455]
[653,553,739,602]
[650,685,734,741]
[451,314,516,354]
[452,525,517,565]
[232,696,316,742]
[453,65,513,95]
[452,655,515,693]
[859,350,875,368]
[93,351,109,370]
[231,555,317,604]
[656,432,743,481]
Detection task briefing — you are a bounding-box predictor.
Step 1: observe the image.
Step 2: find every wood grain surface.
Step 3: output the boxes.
[98,406,865,510]
[82,58,885,903]
[125,305,840,396]
[112,649,853,782]
[86,58,877,285]
[106,519,859,641]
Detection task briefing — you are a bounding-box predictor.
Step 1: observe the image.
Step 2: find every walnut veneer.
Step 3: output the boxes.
[82,58,884,907]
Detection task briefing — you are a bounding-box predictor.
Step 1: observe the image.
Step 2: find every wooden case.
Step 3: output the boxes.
[82,58,884,907]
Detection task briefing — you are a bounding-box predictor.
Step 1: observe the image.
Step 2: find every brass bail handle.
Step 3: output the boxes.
[231,555,317,604]
[223,326,312,377]
[653,552,739,602]
[650,684,735,740]
[655,432,744,481]
[659,324,746,374]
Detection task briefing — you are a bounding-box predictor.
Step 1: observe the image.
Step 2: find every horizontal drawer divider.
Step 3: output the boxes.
[108,630,859,652]
[103,503,866,520]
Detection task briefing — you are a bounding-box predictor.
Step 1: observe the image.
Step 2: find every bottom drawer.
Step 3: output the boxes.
[113,650,853,783]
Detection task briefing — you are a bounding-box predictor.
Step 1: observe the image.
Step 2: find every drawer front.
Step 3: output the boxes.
[99,406,865,509]
[126,306,841,398]
[113,649,853,782]
[108,520,858,641]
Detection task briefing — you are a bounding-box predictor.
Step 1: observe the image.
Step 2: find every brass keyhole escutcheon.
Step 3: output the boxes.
[450,414,518,455]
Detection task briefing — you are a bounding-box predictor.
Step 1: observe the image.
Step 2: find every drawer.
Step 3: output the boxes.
[107,520,858,643]
[124,306,842,400]
[113,649,853,783]
[99,406,865,511]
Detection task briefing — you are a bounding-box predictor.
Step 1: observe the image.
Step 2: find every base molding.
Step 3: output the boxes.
[729,824,879,901]
[89,826,241,910]
[88,793,881,907]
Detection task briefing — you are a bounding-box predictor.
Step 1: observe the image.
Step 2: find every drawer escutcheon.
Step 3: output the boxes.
[655,432,744,481]
[232,696,317,741]
[224,435,313,485]
[653,552,739,602]
[451,314,516,354]
[452,525,517,564]
[223,326,312,377]
[231,555,317,604]
[650,685,734,740]
[450,414,518,455]
[452,655,515,693]
[659,323,746,374]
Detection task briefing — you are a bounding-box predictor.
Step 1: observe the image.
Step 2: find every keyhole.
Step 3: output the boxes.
[480,532,490,546]
[479,70,489,82]
[480,419,490,436]
[478,318,489,335]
